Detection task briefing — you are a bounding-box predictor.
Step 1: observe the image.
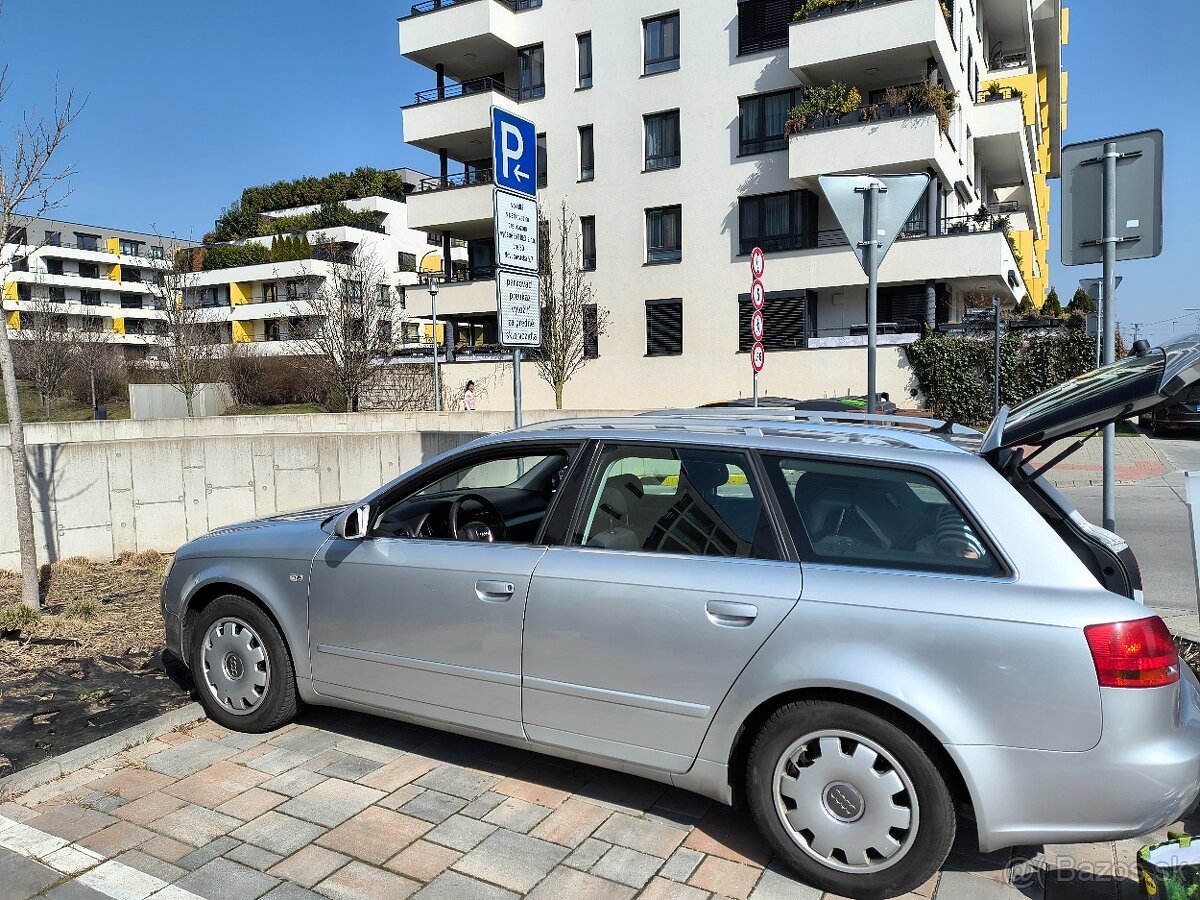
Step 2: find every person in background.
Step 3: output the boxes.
[463,380,477,411]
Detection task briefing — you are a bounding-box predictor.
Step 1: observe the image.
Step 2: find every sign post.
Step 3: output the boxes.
[491,106,540,428]
[1062,129,1164,532]
[750,248,765,406]
[818,173,931,421]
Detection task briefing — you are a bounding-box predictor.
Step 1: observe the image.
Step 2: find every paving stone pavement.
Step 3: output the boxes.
[0,707,1184,900]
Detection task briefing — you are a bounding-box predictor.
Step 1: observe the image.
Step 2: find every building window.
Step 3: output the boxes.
[48,287,66,302]
[377,320,393,343]
[644,111,681,171]
[584,303,599,358]
[262,283,278,303]
[581,216,596,271]
[469,239,495,279]
[199,287,219,307]
[737,0,804,55]
[81,290,101,306]
[398,252,417,272]
[285,280,301,300]
[124,268,142,284]
[150,245,164,260]
[646,206,682,262]
[119,239,142,256]
[537,133,548,188]
[577,32,593,88]
[45,258,63,276]
[121,294,142,310]
[78,262,100,279]
[739,88,801,155]
[646,298,683,356]
[346,280,363,303]
[44,230,61,246]
[644,13,680,74]
[427,232,441,246]
[518,44,545,100]
[878,285,929,332]
[738,190,819,255]
[738,290,808,351]
[378,284,392,306]
[579,126,594,181]
[74,233,100,251]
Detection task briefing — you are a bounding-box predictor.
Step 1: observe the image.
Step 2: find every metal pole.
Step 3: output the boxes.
[429,280,441,412]
[1102,141,1118,533]
[753,371,759,407]
[512,348,523,428]
[993,296,1001,416]
[864,183,880,420]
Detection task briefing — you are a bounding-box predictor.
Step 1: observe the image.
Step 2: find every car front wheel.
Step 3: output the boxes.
[191,595,301,732]
[746,700,956,899]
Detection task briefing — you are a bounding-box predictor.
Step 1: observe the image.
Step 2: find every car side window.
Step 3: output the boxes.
[571,444,781,561]
[763,455,1003,577]
[371,451,571,544]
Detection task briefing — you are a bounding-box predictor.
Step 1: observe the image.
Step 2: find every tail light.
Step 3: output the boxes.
[1084,617,1179,688]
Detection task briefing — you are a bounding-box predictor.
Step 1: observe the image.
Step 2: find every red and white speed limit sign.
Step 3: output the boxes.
[751,341,765,372]
[750,247,765,280]
[750,279,765,310]
[751,309,764,342]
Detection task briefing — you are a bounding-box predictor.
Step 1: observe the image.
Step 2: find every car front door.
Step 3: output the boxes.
[309,444,577,739]
[521,442,802,773]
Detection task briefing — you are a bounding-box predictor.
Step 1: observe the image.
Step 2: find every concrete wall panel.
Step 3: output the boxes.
[129,442,185,505]
[134,500,187,553]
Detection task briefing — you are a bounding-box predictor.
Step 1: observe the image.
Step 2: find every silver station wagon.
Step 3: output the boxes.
[163,338,1200,899]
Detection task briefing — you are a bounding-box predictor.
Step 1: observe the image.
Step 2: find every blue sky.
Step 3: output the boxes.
[0,0,1193,342]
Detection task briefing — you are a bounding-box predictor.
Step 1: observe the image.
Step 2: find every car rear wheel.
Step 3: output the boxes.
[746,700,955,899]
[191,595,301,732]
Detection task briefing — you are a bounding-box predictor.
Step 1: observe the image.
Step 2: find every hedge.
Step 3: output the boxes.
[905,330,1120,427]
[200,242,271,271]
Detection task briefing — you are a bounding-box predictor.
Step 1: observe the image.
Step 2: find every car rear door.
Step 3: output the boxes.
[521,441,802,774]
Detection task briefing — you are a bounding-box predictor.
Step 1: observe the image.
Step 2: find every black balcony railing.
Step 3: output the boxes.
[412,76,517,104]
[407,0,540,17]
[447,265,495,283]
[978,84,1024,104]
[988,48,1029,71]
[416,170,494,192]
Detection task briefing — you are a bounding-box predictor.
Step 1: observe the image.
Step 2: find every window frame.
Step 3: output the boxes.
[644,109,681,171]
[577,32,593,88]
[563,440,788,562]
[645,297,683,356]
[738,88,801,156]
[518,43,546,100]
[579,125,595,182]
[580,215,596,271]
[737,189,818,255]
[645,205,682,263]
[759,452,1012,578]
[643,12,681,75]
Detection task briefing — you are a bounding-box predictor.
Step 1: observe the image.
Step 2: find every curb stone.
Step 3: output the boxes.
[0,701,205,797]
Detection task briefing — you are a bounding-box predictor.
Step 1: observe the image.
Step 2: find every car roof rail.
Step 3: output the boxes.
[639,408,981,437]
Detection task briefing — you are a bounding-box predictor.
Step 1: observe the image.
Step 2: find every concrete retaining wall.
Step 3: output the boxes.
[129,383,233,420]
[0,409,640,568]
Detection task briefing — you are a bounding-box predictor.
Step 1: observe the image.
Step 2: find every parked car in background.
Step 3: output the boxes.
[1141,384,1200,436]
[163,337,1200,899]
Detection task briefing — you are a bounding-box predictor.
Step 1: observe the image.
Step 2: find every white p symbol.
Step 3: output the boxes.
[500,122,524,179]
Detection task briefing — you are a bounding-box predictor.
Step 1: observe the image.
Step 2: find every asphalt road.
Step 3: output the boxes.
[1061,432,1200,615]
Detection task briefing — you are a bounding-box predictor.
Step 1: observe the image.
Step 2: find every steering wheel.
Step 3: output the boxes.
[448,493,509,543]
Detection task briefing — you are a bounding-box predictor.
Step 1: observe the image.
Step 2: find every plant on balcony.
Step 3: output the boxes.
[1006,233,1025,272]
[940,0,952,26]
[200,242,271,271]
[270,233,313,264]
[947,220,970,234]
[784,81,862,135]
[907,79,958,134]
[792,0,865,21]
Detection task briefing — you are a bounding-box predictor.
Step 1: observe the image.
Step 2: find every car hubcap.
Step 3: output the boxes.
[773,730,919,873]
[201,617,269,716]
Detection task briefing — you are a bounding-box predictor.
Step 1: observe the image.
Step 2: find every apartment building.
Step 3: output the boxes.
[397,0,1067,409]
[1,219,172,357]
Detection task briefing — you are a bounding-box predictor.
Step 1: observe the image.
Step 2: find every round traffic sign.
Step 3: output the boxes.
[750,247,765,280]
[751,279,765,310]
[751,309,764,342]
[752,341,765,373]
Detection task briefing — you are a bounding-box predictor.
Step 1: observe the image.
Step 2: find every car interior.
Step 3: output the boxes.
[370,452,571,543]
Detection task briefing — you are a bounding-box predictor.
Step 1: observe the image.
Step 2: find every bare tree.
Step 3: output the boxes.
[0,46,82,608]
[18,295,74,420]
[145,242,220,417]
[293,236,395,412]
[71,315,122,413]
[535,201,609,409]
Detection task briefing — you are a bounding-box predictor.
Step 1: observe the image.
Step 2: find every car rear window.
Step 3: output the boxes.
[762,456,1004,577]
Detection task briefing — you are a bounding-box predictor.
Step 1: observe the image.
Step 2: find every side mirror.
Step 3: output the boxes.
[337,504,371,541]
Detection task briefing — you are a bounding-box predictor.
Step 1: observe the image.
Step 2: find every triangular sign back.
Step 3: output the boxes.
[818,174,931,276]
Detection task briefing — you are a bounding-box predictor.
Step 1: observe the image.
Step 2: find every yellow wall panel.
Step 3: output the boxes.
[422,322,446,345]
[5,310,18,330]
[232,321,253,343]
[1061,6,1070,45]
[230,282,255,305]
[109,263,122,283]
[106,237,120,255]
[112,318,125,335]
[2,281,16,301]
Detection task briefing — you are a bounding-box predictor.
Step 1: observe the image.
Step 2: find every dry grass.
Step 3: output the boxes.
[1176,635,1200,679]
[0,551,169,681]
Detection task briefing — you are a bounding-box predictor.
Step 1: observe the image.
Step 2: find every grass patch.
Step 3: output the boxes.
[223,402,327,417]
[0,603,40,631]
[0,380,130,424]
[64,599,100,621]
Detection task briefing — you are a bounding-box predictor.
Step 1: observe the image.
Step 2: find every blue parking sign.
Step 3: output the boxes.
[491,107,538,199]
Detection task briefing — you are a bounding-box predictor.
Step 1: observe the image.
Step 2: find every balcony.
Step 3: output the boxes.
[406,174,497,241]
[399,0,539,82]
[973,91,1038,238]
[402,77,526,160]
[790,0,955,88]
[789,106,959,186]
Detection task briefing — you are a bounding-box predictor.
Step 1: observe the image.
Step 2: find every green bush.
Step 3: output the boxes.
[1042,287,1063,317]
[1067,287,1096,315]
[793,0,863,20]
[906,331,1104,427]
[201,242,271,271]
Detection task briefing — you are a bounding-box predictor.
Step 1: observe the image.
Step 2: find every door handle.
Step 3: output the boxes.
[476,580,515,602]
[706,599,758,627]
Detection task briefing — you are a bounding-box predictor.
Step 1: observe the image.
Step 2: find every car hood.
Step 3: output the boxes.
[982,334,1200,451]
[180,504,344,560]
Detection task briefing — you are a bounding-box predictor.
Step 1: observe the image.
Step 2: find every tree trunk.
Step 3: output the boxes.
[89,371,96,413]
[185,390,194,417]
[554,383,563,410]
[0,325,42,610]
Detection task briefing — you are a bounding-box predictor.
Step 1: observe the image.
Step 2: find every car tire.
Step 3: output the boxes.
[190,595,301,732]
[746,700,956,900]
[1151,422,1164,438]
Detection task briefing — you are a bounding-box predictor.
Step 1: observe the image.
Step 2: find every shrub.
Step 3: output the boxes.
[1042,287,1063,317]
[201,242,271,271]
[1014,296,1039,318]
[63,353,128,406]
[906,331,1103,426]
[221,353,325,407]
[793,0,864,20]
[785,81,862,134]
[1067,287,1096,315]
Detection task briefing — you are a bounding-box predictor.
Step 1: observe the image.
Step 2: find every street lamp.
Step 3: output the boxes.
[418,250,443,412]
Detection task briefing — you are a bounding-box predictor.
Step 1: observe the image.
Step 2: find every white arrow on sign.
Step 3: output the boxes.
[513,165,530,183]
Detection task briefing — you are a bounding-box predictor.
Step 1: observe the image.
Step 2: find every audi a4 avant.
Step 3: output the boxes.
[163,337,1200,898]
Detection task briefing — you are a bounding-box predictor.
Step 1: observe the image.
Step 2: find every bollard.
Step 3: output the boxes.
[1186,472,1200,624]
